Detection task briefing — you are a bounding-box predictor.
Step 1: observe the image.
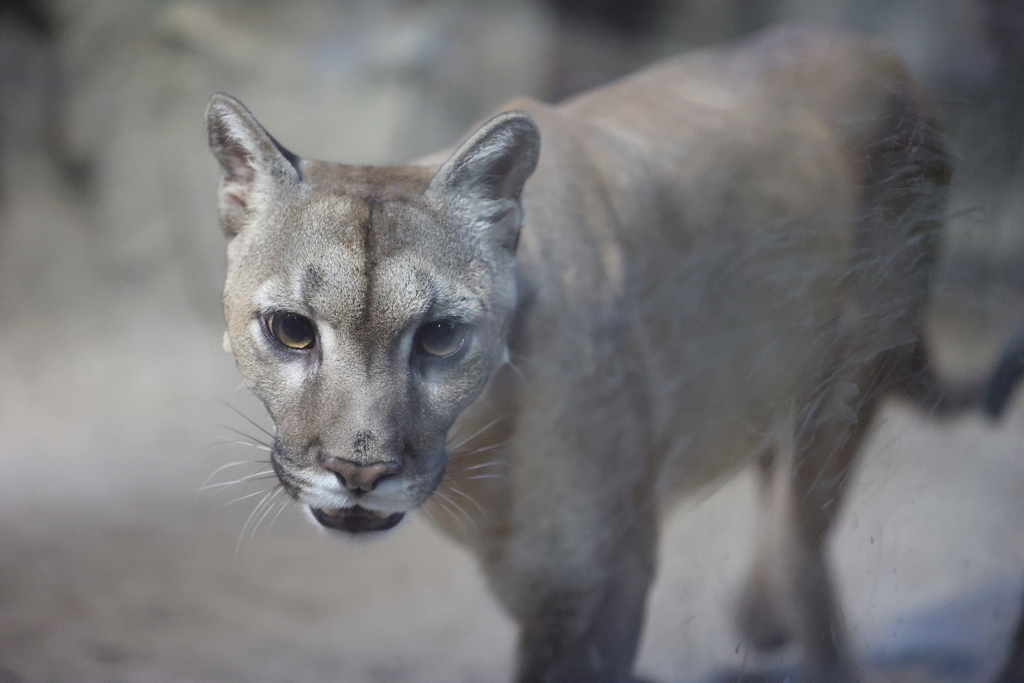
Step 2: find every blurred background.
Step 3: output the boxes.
[1,0,1023,681]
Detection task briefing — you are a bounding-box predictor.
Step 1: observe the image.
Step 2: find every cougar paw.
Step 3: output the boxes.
[735,574,793,652]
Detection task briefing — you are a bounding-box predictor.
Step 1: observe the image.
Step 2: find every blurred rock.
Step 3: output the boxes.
[2,0,552,327]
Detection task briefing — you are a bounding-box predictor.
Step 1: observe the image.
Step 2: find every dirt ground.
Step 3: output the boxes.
[2,1,1024,682]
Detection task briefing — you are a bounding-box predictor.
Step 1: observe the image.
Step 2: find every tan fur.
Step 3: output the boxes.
[204,27,1002,683]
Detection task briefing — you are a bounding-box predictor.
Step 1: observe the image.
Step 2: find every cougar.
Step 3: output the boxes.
[205,27,1023,683]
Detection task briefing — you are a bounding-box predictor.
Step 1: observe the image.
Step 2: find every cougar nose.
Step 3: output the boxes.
[320,456,400,492]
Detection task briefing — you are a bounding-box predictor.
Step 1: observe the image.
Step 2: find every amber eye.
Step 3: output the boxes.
[267,312,316,350]
[417,320,468,358]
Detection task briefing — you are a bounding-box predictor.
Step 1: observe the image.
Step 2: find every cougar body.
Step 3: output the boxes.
[206,27,1021,683]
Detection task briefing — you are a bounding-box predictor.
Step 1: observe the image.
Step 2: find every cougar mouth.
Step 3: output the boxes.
[311,505,405,534]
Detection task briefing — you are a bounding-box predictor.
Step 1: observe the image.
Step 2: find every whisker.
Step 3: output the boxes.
[199,460,270,489]
[505,357,529,386]
[266,499,290,533]
[447,415,506,452]
[238,487,277,539]
[444,458,510,483]
[204,440,249,452]
[207,437,273,452]
[248,487,285,545]
[218,400,276,440]
[198,472,277,493]
[235,486,280,560]
[456,460,511,472]
[432,489,475,530]
[219,426,272,449]
[444,483,486,517]
[450,439,510,459]
[419,503,438,527]
[426,493,465,534]
[224,487,277,506]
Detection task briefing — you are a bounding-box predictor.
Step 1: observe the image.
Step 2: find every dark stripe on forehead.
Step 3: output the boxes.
[300,265,323,308]
[360,196,382,328]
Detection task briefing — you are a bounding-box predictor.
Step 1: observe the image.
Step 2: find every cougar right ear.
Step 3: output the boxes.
[205,93,302,237]
[427,111,540,252]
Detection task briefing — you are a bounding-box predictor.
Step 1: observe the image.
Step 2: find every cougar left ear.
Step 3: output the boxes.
[205,93,302,237]
[428,111,540,250]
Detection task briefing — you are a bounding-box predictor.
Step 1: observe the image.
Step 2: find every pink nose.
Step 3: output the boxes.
[320,456,400,492]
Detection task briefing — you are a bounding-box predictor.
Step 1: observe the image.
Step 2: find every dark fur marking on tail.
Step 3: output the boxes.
[889,342,983,418]
[984,322,1024,419]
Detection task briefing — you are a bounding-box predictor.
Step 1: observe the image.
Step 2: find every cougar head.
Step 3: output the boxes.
[205,94,539,534]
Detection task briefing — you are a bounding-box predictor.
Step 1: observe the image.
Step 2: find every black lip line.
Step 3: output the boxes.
[311,505,405,534]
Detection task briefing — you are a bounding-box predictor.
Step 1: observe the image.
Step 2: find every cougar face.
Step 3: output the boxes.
[208,95,538,534]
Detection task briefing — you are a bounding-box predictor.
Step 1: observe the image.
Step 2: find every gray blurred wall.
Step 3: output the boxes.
[1,0,1020,334]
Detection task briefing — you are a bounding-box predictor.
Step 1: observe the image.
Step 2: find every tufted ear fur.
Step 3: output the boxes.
[428,111,540,252]
[205,93,302,237]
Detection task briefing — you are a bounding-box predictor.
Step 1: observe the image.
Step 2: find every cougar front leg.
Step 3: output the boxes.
[484,481,658,683]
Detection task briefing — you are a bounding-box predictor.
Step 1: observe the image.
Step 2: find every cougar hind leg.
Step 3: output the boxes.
[737,358,888,682]
[735,61,955,679]
[786,378,883,683]
[735,446,797,653]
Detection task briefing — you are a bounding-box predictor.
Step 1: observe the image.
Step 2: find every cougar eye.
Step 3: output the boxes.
[417,320,468,358]
[267,312,316,350]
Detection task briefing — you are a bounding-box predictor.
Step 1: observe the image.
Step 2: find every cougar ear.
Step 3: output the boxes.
[428,111,540,251]
[205,93,302,237]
